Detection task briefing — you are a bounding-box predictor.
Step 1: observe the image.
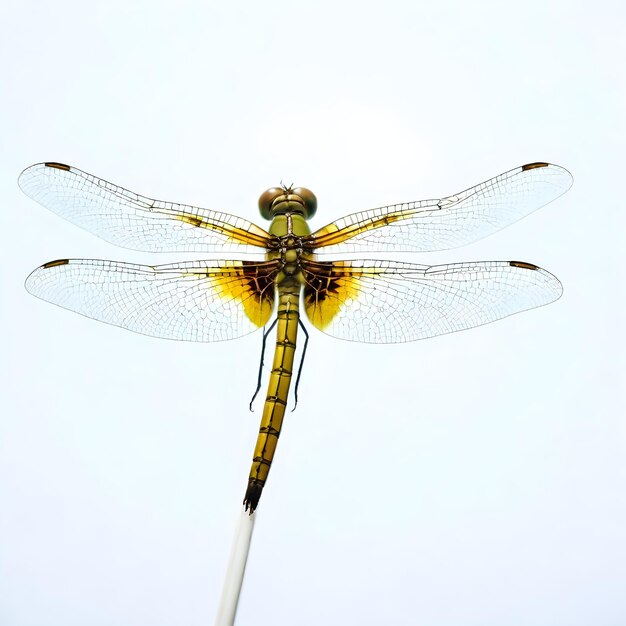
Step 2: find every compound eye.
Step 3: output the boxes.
[258,187,284,220]
[291,187,317,218]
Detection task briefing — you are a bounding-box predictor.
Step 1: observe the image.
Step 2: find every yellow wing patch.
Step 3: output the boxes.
[187,261,278,327]
[309,210,411,249]
[175,213,272,248]
[302,260,369,329]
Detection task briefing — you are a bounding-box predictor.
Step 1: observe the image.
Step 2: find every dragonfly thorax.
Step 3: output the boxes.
[258,186,317,220]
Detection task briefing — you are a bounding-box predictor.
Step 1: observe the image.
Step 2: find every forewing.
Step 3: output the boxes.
[25,258,279,342]
[19,162,272,253]
[307,163,572,253]
[302,258,562,343]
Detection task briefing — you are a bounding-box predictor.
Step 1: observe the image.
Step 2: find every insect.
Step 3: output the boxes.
[21,161,572,511]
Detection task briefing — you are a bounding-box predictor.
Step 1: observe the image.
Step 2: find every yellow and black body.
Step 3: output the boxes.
[244,187,316,512]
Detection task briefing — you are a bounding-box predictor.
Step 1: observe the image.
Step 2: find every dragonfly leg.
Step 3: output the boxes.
[291,319,309,412]
[249,318,278,411]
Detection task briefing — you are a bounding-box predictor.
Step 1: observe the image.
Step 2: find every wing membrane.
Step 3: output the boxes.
[19,162,272,253]
[307,163,572,253]
[302,258,562,343]
[26,258,280,342]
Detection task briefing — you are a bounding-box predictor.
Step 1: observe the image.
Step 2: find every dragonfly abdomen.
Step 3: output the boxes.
[244,287,300,512]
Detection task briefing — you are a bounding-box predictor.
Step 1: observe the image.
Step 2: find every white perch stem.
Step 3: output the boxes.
[214,508,256,626]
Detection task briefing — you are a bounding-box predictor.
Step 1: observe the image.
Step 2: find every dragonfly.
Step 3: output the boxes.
[21,161,572,512]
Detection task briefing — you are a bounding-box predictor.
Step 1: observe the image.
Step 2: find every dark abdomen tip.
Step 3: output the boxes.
[243,479,264,514]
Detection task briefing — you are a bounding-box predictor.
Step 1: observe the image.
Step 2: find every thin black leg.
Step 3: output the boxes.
[292,319,309,412]
[249,318,278,411]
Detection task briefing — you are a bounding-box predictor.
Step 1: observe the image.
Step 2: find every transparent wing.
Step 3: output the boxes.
[307,163,572,253]
[25,258,280,342]
[302,258,562,343]
[19,162,272,253]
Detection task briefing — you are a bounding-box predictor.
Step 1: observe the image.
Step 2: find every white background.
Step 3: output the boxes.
[1,1,625,625]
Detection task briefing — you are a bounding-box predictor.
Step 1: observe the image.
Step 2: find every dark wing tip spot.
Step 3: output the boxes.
[42,259,70,269]
[44,162,71,171]
[510,260,539,270]
[522,162,550,171]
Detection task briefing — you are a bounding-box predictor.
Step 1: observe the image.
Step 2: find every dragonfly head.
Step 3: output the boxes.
[258,185,317,220]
